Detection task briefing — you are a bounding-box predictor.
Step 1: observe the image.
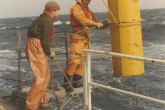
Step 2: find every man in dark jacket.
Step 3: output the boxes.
[25,1,60,110]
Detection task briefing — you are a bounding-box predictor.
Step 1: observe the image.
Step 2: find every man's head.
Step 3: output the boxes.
[77,0,91,7]
[45,1,60,18]
[82,0,91,7]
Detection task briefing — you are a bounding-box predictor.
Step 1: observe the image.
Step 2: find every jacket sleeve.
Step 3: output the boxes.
[41,19,52,56]
[90,11,98,22]
[71,6,96,26]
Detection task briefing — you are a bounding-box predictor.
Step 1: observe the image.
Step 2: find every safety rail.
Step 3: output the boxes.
[82,49,165,110]
[0,30,89,109]
[16,32,71,90]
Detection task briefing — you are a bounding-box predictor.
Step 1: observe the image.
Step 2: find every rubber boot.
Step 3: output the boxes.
[63,73,73,92]
[72,74,83,88]
[39,103,51,110]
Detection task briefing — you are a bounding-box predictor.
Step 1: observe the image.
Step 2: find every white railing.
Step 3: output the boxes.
[82,49,165,110]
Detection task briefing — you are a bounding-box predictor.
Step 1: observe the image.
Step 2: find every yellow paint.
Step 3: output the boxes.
[108,0,144,76]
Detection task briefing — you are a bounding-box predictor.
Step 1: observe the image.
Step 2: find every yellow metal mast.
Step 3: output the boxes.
[108,0,144,76]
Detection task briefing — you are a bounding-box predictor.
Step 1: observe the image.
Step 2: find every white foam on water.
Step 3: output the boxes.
[65,21,70,24]
[0,50,17,59]
[92,107,102,110]
[0,43,7,45]
[144,41,155,46]
[0,50,12,53]
[162,21,165,25]
[15,25,23,29]
[0,64,17,72]
[54,21,62,25]
[0,26,24,29]
[0,27,7,29]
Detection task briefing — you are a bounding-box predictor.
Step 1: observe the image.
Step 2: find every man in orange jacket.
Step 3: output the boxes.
[25,1,60,110]
[64,0,107,92]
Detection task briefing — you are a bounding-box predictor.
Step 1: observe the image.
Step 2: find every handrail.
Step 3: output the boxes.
[90,82,165,105]
[83,49,165,110]
[83,49,165,65]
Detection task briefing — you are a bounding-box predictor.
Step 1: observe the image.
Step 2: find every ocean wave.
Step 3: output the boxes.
[65,21,70,24]
[0,25,28,30]
[1,27,7,29]
[153,16,161,20]
[54,21,62,25]
[143,41,155,46]
[54,21,70,25]
[0,50,12,53]
[0,64,18,72]
[0,50,17,59]
[162,21,165,25]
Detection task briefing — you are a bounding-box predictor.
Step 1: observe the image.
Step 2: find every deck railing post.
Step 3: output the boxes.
[86,53,92,110]
[64,31,69,64]
[83,49,165,107]
[17,33,22,90]
[82,55,88,110]
[88,34,91,49]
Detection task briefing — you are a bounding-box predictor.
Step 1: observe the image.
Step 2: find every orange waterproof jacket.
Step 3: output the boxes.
[70,1,98,33]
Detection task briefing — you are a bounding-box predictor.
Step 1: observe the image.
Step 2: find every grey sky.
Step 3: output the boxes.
[0,0,165,18]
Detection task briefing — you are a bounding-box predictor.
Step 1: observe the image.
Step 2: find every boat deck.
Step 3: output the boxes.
[0,86,83,110]
[0,96,18,110]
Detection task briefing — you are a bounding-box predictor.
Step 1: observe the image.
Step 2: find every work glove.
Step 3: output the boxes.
[100,20,109,29]
[49,51,55,59]
[94,22,103,29]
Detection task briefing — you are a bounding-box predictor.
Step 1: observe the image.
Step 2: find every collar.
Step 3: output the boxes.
[44,10,53,20]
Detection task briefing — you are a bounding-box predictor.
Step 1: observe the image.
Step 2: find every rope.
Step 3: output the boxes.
[102,0,118,24]
[52,37,64,42]
[50,59,61,109]
[0,35,17,39]
[0,75,33,82]
[53,58,84,108]
[51,43,83,57]
[51,44,67,51]
[101,0,145,25]
[0,76,19,81]
[50,60,85,109]
[51,43,85,64]
[47,57,81,63]
[0,56,17,61]
[46,90,83,107]
[0,74,81,84]
[51,26,96,40]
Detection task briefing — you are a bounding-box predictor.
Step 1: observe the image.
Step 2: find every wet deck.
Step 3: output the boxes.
[0,96,19,110]
[0,86,83,110]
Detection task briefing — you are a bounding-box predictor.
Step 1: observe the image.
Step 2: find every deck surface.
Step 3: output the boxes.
[0,97,18,110]
[0,86,83,110]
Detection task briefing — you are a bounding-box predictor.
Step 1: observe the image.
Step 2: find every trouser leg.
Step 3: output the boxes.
[64,41,88,90]
[40,67,50,104]
[63,73,73,92]
[25,37,50,110]
[65,41,87,76]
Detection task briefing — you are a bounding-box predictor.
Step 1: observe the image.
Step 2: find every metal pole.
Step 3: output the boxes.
[17,33,21,90]
[133,77,139,110]
[88,34,91,49]
[83,49,165,65]
[89,82,165,105]
[64,31,69,65]
[87,53,92,110]
[82,55,88,110]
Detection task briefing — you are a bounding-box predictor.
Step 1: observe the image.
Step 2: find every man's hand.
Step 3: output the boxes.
[94,22,103,29]
[49,51,55,59]
[102,21,109,28]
